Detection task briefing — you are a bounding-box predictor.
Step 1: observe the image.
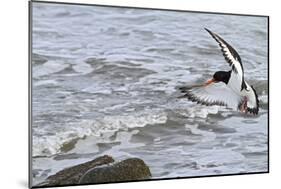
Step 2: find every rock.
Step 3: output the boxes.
[37,155,114,187]
[79,158,152,184]
[36,155,152,187]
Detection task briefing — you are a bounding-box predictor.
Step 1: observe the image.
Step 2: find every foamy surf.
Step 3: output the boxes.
[33,110,167,157]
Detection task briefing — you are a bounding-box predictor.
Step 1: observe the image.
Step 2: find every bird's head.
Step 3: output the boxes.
[205,71,231,86]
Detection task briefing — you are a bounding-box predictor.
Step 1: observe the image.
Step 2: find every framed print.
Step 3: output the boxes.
[29,1,269,188]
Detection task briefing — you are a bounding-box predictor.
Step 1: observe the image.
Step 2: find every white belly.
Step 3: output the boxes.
[227,72,243,95]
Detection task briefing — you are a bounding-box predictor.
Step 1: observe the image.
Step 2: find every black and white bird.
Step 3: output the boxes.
[179,28,259,115]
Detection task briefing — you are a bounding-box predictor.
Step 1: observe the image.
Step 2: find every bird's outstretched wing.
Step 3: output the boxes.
[205,28,247,91]
[179,82,242,109]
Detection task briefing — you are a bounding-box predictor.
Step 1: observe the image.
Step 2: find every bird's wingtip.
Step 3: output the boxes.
[204,28,211,32]
[205,28,215,36]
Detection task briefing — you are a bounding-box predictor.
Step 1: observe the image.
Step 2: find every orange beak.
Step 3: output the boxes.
[204,78,215,86]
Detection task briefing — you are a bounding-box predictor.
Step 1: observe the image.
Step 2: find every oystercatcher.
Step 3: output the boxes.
[179,28,259,115]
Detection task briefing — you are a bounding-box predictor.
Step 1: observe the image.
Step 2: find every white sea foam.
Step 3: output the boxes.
[72,61,93,74]
[173,99,220,119]
[188,105,220,119]
[34,79,58,87]
[33,60,69,78]
[33,110,167,157]
[259,94,268,104]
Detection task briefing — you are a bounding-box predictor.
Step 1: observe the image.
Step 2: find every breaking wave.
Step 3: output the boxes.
[33,110,167,157]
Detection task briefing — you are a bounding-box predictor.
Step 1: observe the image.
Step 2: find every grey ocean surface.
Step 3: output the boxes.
[32,3,268,185]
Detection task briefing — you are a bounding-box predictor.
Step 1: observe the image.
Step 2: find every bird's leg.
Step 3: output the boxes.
[240,96,248,113]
